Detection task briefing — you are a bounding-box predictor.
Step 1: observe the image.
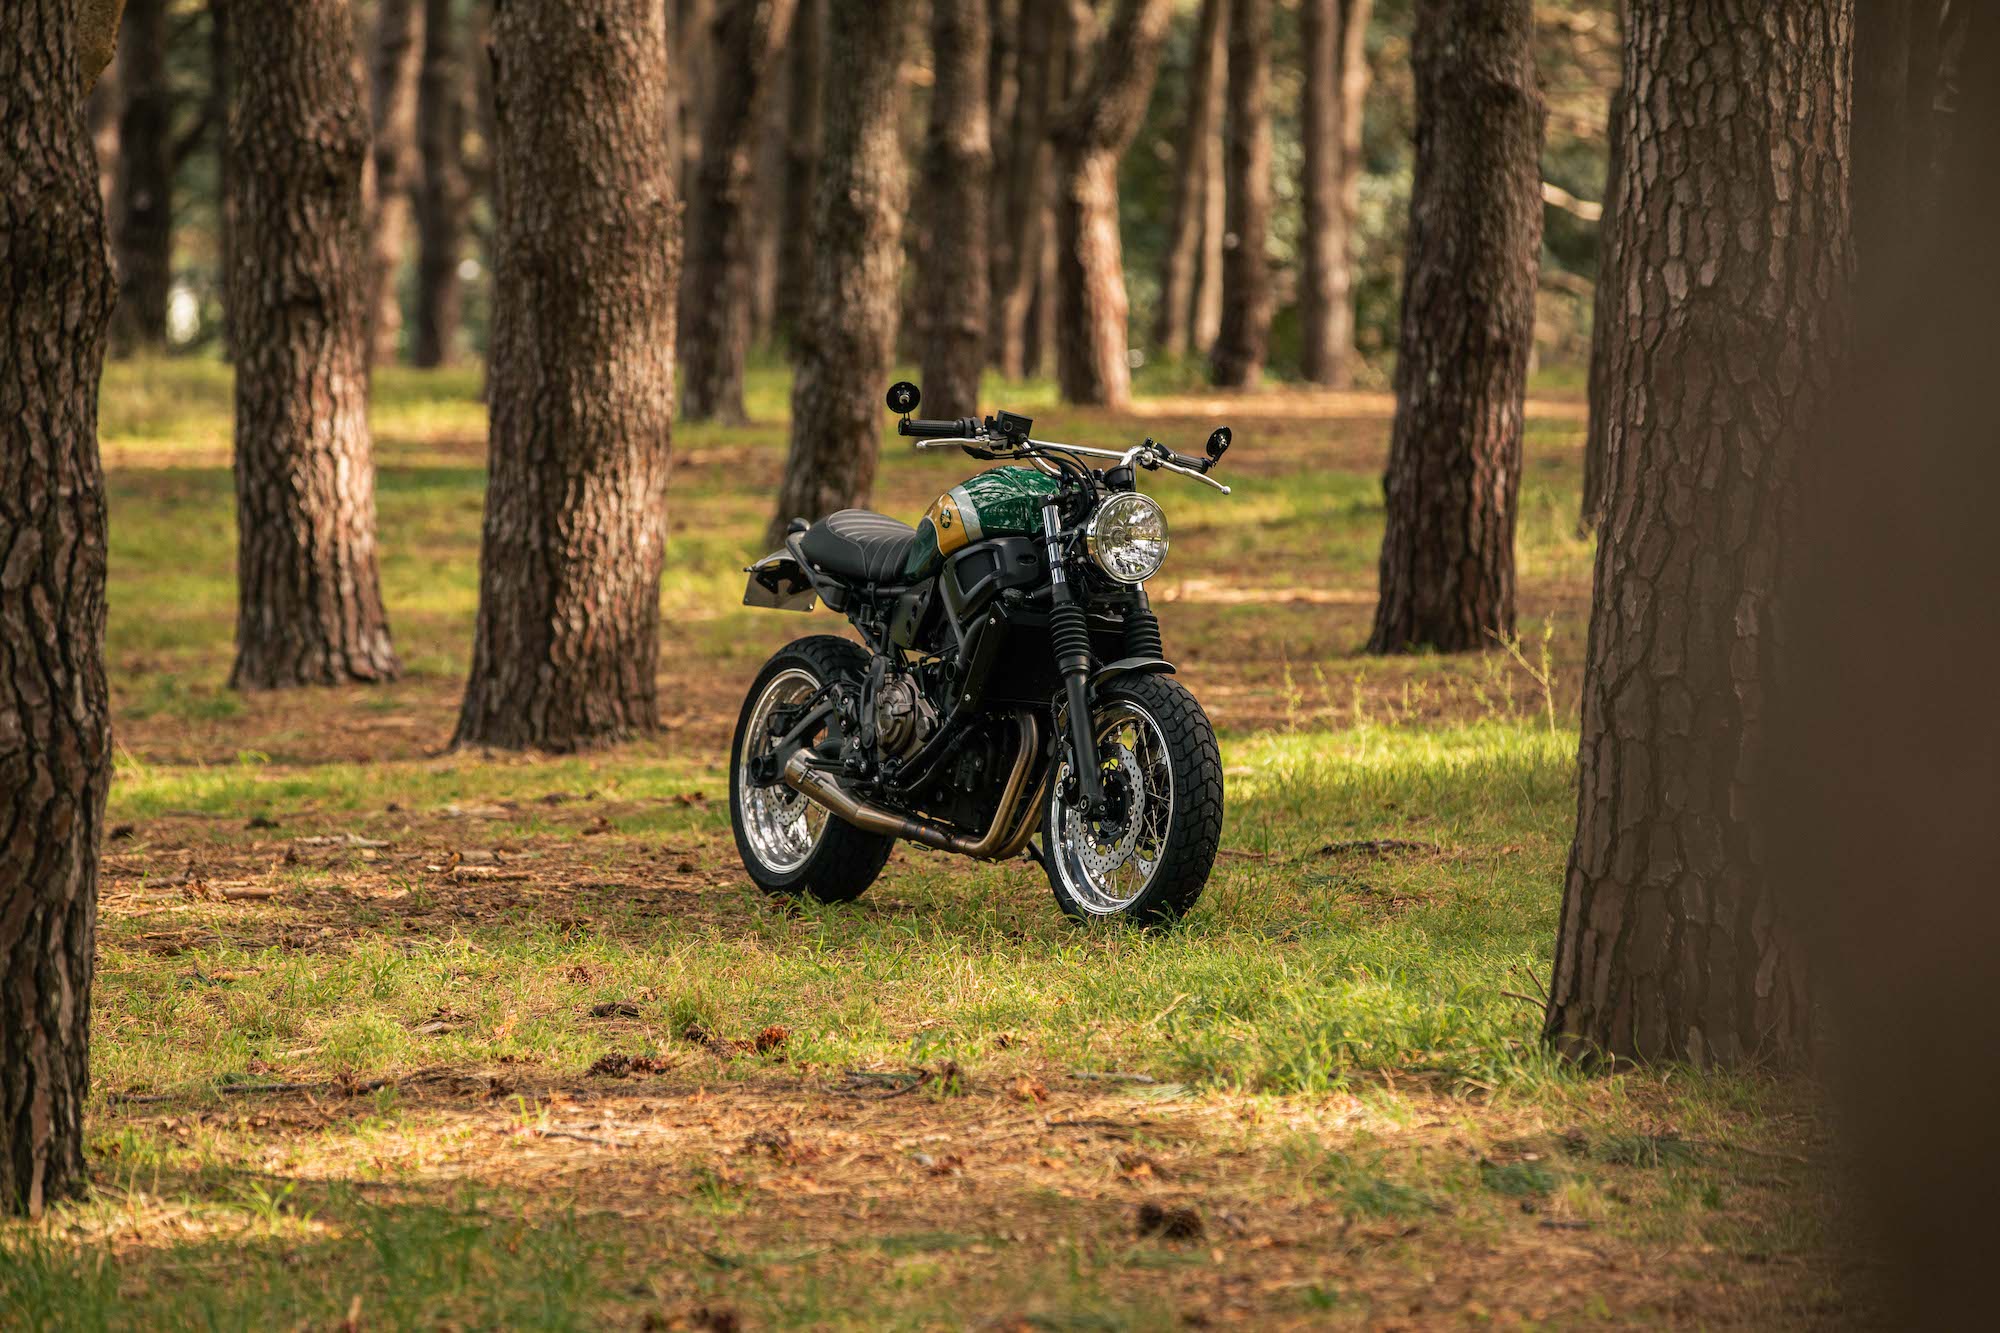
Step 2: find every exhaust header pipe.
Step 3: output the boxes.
[783,714,1043,862]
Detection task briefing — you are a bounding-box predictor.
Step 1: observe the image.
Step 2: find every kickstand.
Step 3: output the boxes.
[1026,835,1045,864]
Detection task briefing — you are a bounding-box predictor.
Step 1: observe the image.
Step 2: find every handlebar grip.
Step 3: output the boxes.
[899,417,974,439]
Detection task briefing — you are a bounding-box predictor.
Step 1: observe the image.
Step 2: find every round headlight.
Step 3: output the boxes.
[1085,492,1170,584]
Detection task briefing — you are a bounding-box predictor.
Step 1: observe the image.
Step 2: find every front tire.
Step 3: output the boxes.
[730,636,895,903]
[1042,673,1223,925]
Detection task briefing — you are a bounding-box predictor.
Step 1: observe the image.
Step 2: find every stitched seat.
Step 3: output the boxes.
[799,509,919,584]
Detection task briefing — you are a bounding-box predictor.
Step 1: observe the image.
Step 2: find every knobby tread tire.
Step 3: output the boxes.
[730,635,895,903]
[1044,673,1224,926]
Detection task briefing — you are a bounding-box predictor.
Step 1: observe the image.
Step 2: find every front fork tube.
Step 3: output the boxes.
[1043,503,1105,811]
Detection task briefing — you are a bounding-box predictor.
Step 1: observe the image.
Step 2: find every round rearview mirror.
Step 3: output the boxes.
[1205,426,1232,460]
[886,381,921,415]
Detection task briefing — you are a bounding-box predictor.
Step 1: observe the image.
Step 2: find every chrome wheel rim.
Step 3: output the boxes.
[738,668,830,875]
[1050,702,1174,915]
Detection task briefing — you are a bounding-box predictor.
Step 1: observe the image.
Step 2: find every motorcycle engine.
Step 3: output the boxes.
[874,674,939,759]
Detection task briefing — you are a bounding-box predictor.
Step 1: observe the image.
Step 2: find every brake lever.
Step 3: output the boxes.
[1154,456,1231,494]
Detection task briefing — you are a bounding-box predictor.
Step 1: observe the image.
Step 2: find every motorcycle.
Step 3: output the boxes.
[731,382,1233,924]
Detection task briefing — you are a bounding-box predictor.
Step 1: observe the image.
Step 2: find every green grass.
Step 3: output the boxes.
[0,357,1847,1330]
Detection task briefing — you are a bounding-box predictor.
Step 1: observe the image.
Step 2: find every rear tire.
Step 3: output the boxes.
[1041,673,1223,925]
[730,636,895,903]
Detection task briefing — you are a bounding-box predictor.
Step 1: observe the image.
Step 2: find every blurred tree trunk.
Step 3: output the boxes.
[1544,0,1851,1067]
[1579,22,1625,535]
[1209,0,1272,388]
[1051,0,1173,408]
[365,0,423,365]
[917,0,993,418]
[1366,0,1542,655]
[0,0,120,1219]
[1152,0,1227,360]
[1298,0,1370,386]
[680,0,795,424]
[673,0,716,238]
[456,0,679,751]
[768,0,913,543]
[774,0,825,342]
[226,0,400,689]
[110,0,172,353]
[210,0,234,358]
[1192,82,1225,353]
[748,68,786,344]
[413,0,470,368]
[985,0,1017,347]
[992,0,1057,377]
[90,79,119,213]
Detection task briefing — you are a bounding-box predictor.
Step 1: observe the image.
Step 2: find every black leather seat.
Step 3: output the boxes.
[799,509,919,584]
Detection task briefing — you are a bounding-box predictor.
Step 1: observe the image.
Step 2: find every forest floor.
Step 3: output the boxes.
[0,360,1864,1328]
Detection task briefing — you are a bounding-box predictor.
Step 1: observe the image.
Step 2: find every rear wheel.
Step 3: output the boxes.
[730,636,894,902]
[1042,674,1223,925]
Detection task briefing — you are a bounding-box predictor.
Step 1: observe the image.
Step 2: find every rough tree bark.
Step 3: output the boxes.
[1544,0,1852,1067]
[455,0,678,751]
[1298,0,1370,386]
[414,0,470,368]
[1051,0,1173,408]
[0,0,121,1220]
[1209,0,1273,388]
[1366,0,1543,655]
[917,0,993,419]
[773,0,825,342]
[226,0,400,689]
[365,0,423,365]
[767,0,913,543]
[109,0,172,353]
[1152,0,1227,359]
[679,0,795,424]
[1579,16,1626,535]
[991,0,1057,378]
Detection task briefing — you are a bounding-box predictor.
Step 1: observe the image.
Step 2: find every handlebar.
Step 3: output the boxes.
[899,417,979,440]
[898,414,1233,494]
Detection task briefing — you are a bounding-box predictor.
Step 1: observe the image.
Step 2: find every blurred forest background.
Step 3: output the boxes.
[92,0,1619,384]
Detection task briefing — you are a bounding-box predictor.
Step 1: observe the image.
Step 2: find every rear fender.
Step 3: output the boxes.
[743,551,817,612]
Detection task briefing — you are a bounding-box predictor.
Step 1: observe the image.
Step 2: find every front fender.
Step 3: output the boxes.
[1091,656,1174,699]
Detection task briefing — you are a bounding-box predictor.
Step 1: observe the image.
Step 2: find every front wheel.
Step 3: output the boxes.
[1042,674,1223,925]
[730,636,895,903]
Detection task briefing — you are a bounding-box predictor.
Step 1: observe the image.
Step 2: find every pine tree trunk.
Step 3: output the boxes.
[1152,0,1227,360]
[1192,88,1226,353]
[767,0,911,542]
[917,0,993,419]
[226,0,401,690]
[1544,0,1852,1068]
[0,0,120,1220]
[673,0,716,243]
[680,0,794,424]
[365,0,422,365]
[774,0,825,342]
[1209,0,1273,388]
[455,0,679,751]
[1366,0,1543,655]
[1579,55,1625,536]
[1298,0,1365,387]
[210,0,234,358]
[110,0,173,354]
[413,0,470,368]
[1051,0,1173,408]
[992,0,1057,378]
